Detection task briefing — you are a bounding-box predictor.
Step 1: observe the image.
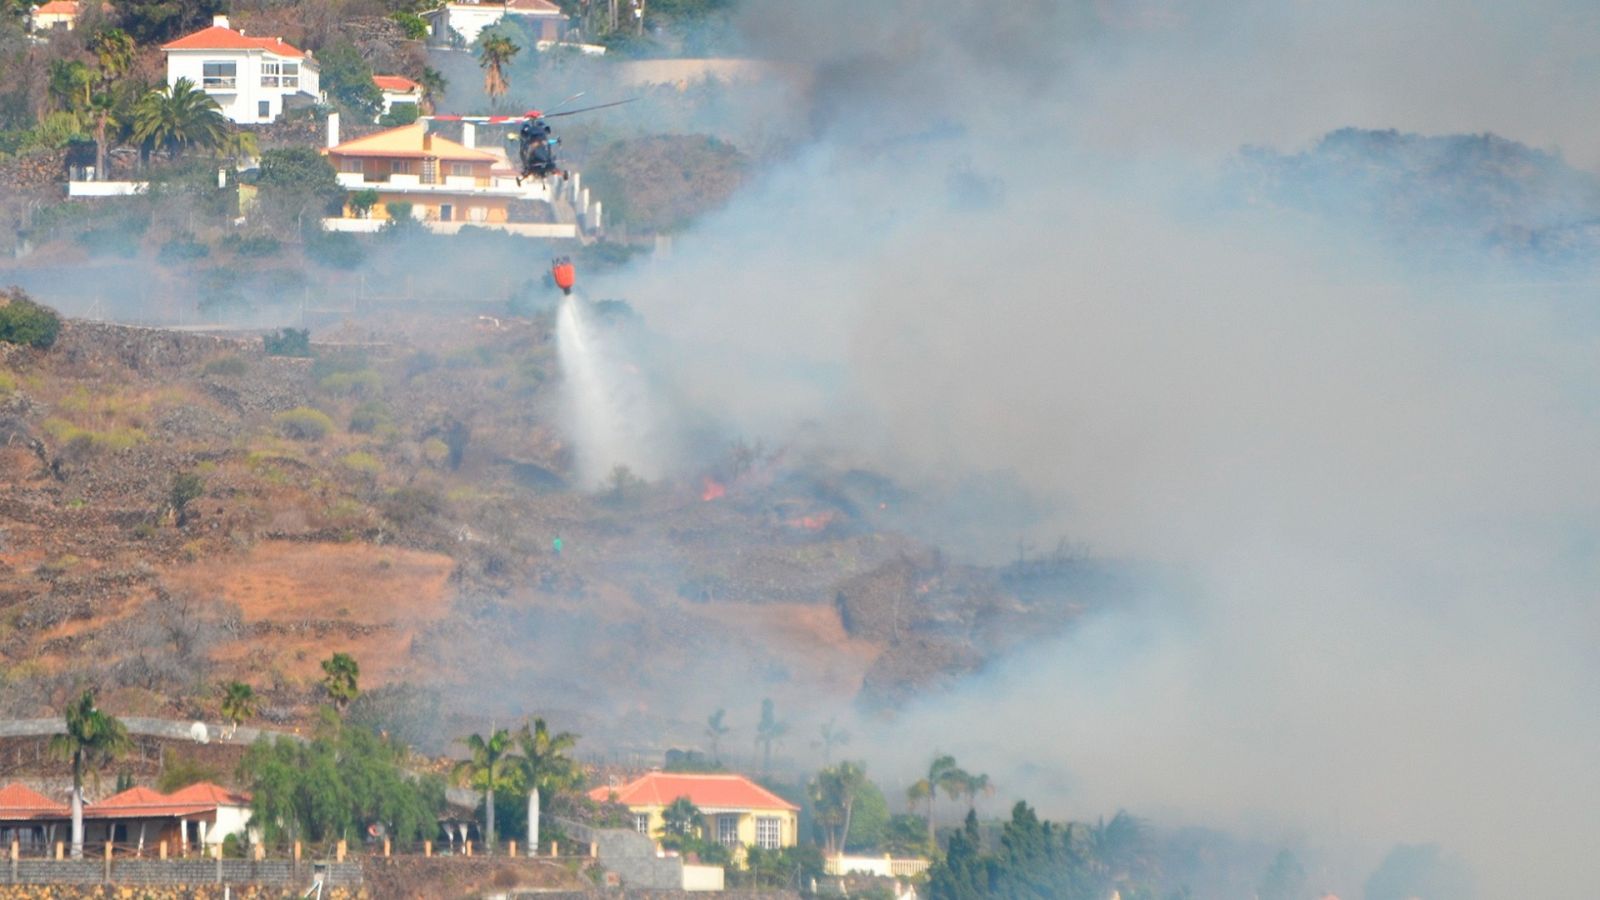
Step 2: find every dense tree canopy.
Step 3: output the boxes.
[111,0,228,45]
[240,712,444,844]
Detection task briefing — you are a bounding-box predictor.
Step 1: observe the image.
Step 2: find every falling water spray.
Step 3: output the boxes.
[554,294,668,487]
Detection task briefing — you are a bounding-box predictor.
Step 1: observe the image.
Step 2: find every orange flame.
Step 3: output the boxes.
[701,477,726,502]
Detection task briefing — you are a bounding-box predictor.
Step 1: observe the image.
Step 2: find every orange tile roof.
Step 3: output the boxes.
[85,783,245,819]
[373,75,421,93]
[325,123,499,163]
[166,782,251,807]
[0,783,69,820]
[588,773,799,812]
[34,1,80,16]
[505,0,564,13]
[162,25,307,59]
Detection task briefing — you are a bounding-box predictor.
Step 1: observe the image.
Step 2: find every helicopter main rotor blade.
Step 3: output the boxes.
[545,92,587,114]
[543,98,638,119]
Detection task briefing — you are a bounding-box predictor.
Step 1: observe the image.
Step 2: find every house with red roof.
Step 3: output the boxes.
[589,772,799,853]
[81,782,253,853]
[29,0,83,31]
[373,75,423,118]
[0,783,68,851]
[426,0,567,46]
[161,15,320,124]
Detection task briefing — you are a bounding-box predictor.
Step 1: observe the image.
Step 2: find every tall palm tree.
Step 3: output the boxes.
[906,754,967,842]
[453,728,517,853]
[477,34,520,108]
[49,690,130,859]
[704,709,728,764]
[88,28,135,180]
[318,653,360,711]
[514,718,580,851]
[958,771,993,812]
[132,77,227,161]
[218,681,256,739]
[815,717,849,764]
[755,698,787,774]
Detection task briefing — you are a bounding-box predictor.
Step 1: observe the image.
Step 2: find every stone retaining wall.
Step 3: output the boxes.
[0,860,361,889]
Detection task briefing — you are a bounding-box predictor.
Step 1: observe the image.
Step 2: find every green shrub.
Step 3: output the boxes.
[382,487,443,526]
[42,418,146,452]
[305,230,365,269]
[0,292,62,349]
[341,451,382,476]
[158,235,210,264]
[0,370,15,396]
[231,235,282,257]
[311,350,369,378]
[319,369,382,397]
[378,103,419,127]
[203,355,248,376]
[348,400,391,434]
[74,227,140,258]
[273,407,335,441]
[263,328,311,357]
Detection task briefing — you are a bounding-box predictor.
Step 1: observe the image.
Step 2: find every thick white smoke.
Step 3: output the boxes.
[593,0,1600,895]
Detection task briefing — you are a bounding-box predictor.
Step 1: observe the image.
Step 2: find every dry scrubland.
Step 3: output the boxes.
[0,309,1100,749]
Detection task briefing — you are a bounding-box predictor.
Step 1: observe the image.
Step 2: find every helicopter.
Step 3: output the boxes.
[427,96,635,185]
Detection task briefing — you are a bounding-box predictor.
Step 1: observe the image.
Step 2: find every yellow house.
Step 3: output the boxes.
[589,772,800,852]
[323,122,513,225]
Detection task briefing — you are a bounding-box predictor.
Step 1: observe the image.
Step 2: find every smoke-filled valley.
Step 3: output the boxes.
[0,0,1597,897]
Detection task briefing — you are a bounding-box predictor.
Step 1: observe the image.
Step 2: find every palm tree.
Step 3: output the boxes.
[48,58,92,115]
[132,77,228,161]
[477,34,520,108]
[49,690,130,859]
[454,728,517,853]
[815,717,849,764]
[513,718,580,850]
[88,28,135,180]
[906,754,967,842]
[704,709,729,764]
[958,771,993,813]
[218,681,256,739]
[319,653,360,711]
[809,761,867,855]
[755,698,787,774]
[416,66,447,115]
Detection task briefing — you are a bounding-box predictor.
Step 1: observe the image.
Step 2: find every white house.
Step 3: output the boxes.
[373,75,423,117]
[29,0,82,31]
[161,15,320,125]
[425,0,567,46]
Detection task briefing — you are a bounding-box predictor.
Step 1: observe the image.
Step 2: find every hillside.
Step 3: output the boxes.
[1228,128,1600,268]
[0,299,1113,756]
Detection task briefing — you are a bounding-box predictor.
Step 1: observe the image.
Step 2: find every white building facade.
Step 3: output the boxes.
[162,15,320,125]
[425,0,567,46]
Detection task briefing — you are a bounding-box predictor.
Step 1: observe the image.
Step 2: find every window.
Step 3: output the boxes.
[391,160,411,175]
[756,817,781,850]
[439,203,453,222]
[340,158,363,175]
[201,61,237,90]
[261,61,299,89]
[467,206,488,223]
[717,816,739,846]
[258,100,270,119]
[449,162,473,178]
[633,814,648,834]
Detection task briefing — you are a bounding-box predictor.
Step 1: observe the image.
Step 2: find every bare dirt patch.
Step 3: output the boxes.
[165,541,455,685]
